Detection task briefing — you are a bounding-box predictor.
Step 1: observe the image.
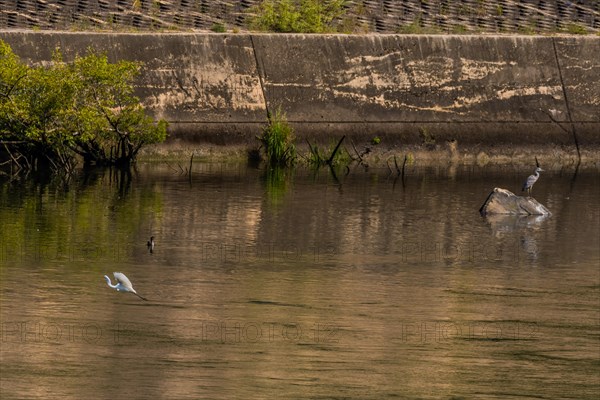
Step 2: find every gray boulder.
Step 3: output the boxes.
[479,188,551,216]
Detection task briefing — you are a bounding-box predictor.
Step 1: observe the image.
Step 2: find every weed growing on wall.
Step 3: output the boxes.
[248,0,348,33]
[259,107,296,167]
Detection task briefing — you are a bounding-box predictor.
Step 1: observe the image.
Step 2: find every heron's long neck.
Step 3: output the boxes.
[104,276,118,289]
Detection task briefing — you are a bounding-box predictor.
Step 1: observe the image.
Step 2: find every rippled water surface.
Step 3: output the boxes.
[1,163,599,399]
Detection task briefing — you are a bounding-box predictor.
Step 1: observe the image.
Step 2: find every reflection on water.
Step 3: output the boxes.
[1,163,599,399]
[483,214,553,261]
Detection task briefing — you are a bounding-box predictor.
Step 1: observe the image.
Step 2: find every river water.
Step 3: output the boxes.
[1,162,598,399]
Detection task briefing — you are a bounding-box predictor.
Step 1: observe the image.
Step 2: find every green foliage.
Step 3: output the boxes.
[419,127,436,147]
[563,23,588,35]
[306,137,349,167]
[249,0,347,33]
[329,144,350,166]
[259,107,296,166]
[0,40,27,90]
[451,24,469,34]
[397,16,441,34]
[210,23,227,33]
[69,50,167,165]
[0,40,167,173]
[1,47,77,170]
[306,141,326,165]
[518,24,538,35]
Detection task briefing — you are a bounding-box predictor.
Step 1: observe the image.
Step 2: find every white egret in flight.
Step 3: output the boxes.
[104,272,148,301]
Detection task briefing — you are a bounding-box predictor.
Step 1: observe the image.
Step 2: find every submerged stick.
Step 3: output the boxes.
[546,110,581,164]
[327,135,346,166]
[386,158,393,174]
[306,139,320,164]
[188,152,194,178]
[350,139,363,163]
[3,142,22,169]
[393,155,401,175]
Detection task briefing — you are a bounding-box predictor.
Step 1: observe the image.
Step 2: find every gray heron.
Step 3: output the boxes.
[522,167,544,196]
[104,272,147,301]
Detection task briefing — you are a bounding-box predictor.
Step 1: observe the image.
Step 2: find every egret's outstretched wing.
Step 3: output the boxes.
[113,272,134,290]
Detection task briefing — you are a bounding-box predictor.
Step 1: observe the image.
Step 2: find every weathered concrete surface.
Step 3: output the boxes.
[479,188,551,216]
[253,34,600,146]
[0,31,598,149]
[554,37,600,124]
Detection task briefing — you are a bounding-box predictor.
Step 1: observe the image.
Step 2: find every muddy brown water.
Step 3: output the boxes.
[1,163,598,399]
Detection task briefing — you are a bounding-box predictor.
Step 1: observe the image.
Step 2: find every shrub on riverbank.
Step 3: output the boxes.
[0,40,167,174]
[249,0,348,33]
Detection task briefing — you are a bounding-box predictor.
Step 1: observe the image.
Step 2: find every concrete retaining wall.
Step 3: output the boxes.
[1,31,598,148]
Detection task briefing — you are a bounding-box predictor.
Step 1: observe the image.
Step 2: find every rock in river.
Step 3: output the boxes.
[479,188,551,216]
